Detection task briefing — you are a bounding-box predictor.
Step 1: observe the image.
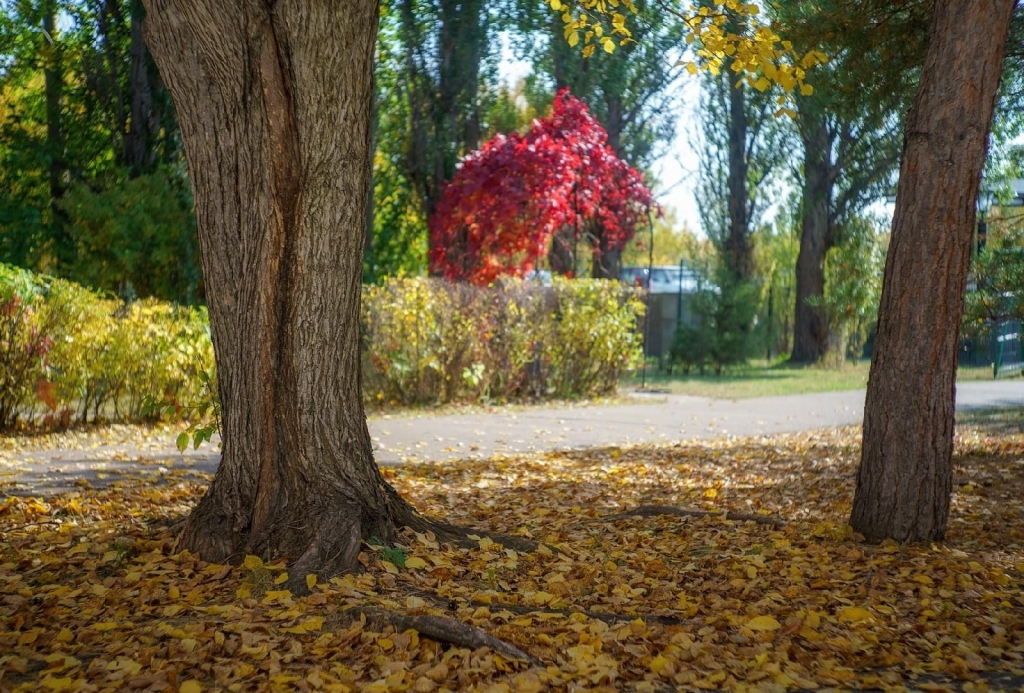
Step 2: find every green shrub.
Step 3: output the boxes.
[1,267,642,429]
[670,272,758,375]
[0,263,214,430]
[0,265,96,428]
[362,277,644,406]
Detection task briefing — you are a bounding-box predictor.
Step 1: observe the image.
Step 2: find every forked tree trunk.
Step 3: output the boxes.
[850,0,1016,542]
[142,0,425,584]
[790,109,833,364]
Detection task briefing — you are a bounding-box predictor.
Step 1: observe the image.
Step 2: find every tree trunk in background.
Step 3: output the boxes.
[143,0,424,586]
[549,226,575,276]
[437,0,484,156]
[42,4,69,267]
[591,236,621,280]
[94,0,128,157]
[790,108,833,363]
[851,0,1015,542]
[126,0,157,176]
[400,0,486,272]
[724,72,752,281]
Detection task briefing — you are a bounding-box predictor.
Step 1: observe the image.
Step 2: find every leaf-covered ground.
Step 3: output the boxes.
[1,423,1023,692]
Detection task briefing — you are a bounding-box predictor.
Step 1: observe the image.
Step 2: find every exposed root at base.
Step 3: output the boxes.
[338,607,541,666]
[393,582,691,627]
[404,514,541,554]
[600,504,785,527]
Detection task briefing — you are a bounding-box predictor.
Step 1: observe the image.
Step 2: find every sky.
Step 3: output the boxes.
[497,36,1024,237]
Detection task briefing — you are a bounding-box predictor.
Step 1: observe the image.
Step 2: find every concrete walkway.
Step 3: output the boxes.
[1,381,1021,496]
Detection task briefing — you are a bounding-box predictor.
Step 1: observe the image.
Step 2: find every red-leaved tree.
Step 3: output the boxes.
[429,90,656,284]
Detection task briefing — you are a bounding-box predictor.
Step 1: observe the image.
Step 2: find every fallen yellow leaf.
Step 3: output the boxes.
[837,606,873,624]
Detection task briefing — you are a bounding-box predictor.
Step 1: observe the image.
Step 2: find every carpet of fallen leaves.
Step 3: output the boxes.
[2,423,1024,692]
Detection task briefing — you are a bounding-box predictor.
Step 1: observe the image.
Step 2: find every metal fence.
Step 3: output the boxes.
[959,319,1023,378]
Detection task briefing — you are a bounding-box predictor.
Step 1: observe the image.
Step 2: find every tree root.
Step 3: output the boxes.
[393,583,691,628]
[402,513,541,554]
[599,504,785,528]
[465,601,689,627]
[339,606,541,666]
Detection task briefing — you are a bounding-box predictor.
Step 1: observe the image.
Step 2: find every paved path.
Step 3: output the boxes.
[2,381,1021,496]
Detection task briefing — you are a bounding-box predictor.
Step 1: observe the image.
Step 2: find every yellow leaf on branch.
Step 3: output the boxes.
[553,0,826,103]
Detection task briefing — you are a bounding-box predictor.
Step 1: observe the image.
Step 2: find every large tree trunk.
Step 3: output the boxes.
[142,0,424,584]
[724,71,752,281]
[790,107,833,364]
[850,0,1015,542]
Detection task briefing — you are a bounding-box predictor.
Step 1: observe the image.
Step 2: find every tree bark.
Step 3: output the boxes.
[790,107,834,364]
[850,0,1016,543]
[142,0,425,583]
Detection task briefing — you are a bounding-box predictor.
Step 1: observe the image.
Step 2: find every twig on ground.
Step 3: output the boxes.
[392,582,692,627]
[339,607,541,666]
[0,520,63,535]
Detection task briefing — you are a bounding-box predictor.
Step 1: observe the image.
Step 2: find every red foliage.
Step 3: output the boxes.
[429,90,656,284]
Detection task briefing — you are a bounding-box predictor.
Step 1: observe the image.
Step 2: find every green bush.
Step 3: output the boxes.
[671,272,758,375]
[362,277,644,406]
[0,265,95,428]
[0,263,213,430]
[1,267,643,429]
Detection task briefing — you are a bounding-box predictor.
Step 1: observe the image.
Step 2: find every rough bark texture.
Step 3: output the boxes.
[850,0,1016,543]
[142,0,426,583]
[790,109,834,364]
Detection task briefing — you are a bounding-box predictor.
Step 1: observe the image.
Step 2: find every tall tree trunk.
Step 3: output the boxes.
[790,107,833,363]
[126,0,157,176]
[142,0,425,585]
[94,0,128,160]
[425,0,485,270]
[724,71,752,281]
[42,4,70,268]
[850,0,1015,542]
[604,94,624,158]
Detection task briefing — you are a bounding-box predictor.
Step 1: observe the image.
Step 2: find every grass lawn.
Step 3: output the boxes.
[625,358,1022,399]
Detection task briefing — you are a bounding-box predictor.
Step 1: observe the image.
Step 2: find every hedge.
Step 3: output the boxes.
[0,264,212,430]
[0,267,643,430]
[362,277,645,406]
